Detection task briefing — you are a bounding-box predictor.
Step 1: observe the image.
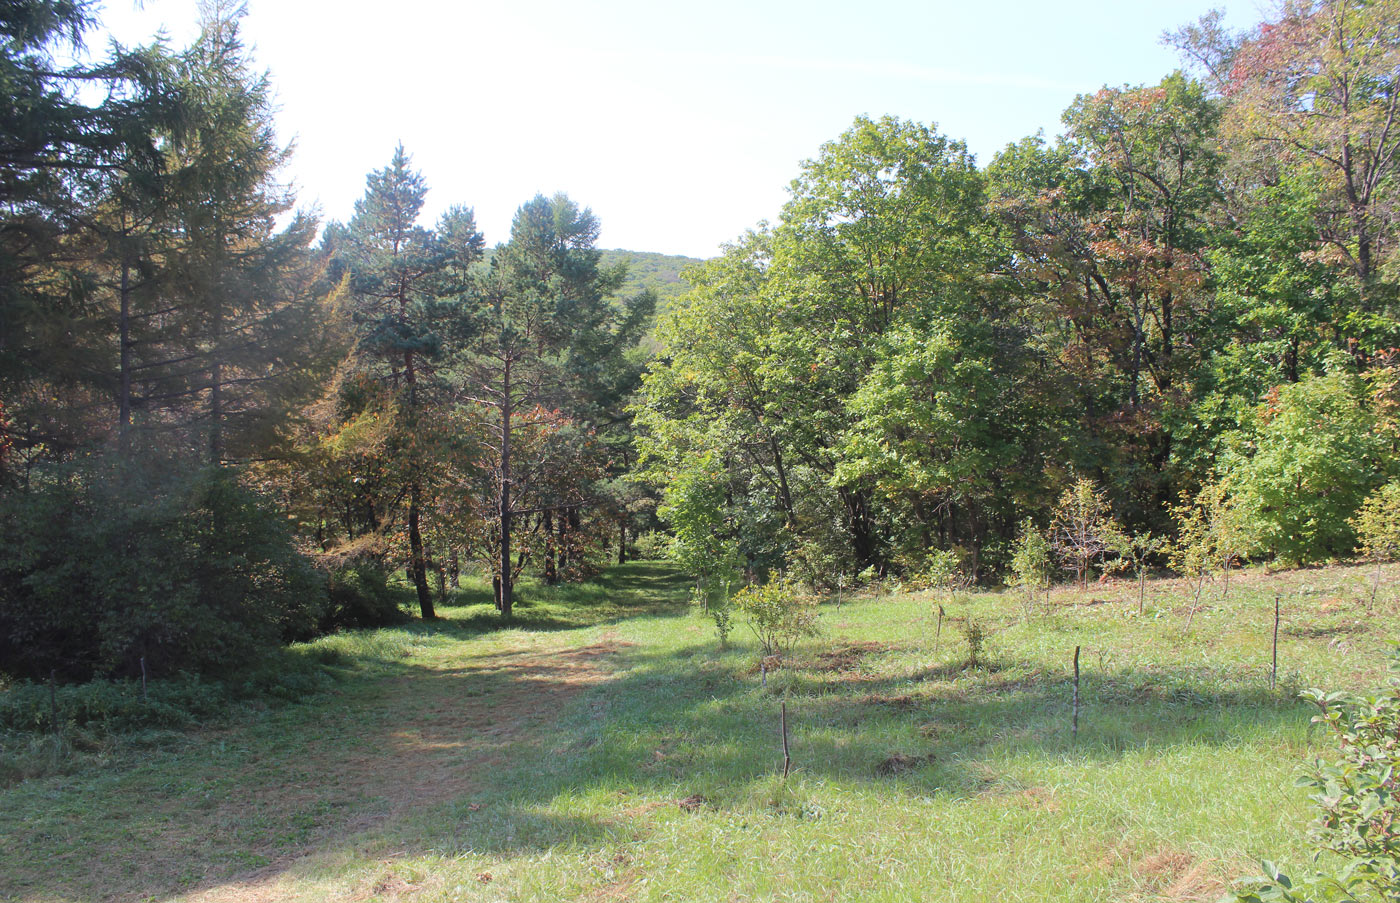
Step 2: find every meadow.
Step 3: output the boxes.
[1,560,1395,903]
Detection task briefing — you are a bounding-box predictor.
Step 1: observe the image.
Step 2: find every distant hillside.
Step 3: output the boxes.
[600,249,706,317]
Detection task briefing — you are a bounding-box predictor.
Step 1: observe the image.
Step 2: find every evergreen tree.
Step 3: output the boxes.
[453,193,647,616]
[336,145,460,619]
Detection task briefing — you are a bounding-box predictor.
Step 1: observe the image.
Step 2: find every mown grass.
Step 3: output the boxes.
[0,560,1394,902]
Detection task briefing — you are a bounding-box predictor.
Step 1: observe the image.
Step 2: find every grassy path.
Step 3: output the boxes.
[0,563,688,903]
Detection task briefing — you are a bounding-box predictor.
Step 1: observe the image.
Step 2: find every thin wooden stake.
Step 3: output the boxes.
[140,656,148,700]
[780,701,791,779]
[1185,574,1205,631]
[49,669,58,735]
[1072,646,1081,746]
[934,605,945,657]
[1270,594,1280,691]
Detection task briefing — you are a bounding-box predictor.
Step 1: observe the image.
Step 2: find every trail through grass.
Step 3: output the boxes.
[1,560,1395,902]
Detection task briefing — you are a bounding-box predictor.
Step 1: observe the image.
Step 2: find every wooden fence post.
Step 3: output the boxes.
[1270,594,1280,691]
[1072,646,1081,746]
[781,701,791,779]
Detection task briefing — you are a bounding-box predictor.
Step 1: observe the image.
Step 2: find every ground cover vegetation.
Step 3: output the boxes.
[5,0,1400,898]
[0,561,1395,901]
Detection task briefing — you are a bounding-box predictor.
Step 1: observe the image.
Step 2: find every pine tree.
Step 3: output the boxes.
[453,193,648,616]
[336,146,474,619]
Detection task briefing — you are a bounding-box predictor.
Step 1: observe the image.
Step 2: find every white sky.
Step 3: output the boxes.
[93,0,1261,258]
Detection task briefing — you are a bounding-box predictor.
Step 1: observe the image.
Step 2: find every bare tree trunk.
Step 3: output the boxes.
[618,519,627,565]
[543,509,557,584]
[408,482,434,619]
[1371,555,1382,611]
[557,505,570,576]
[1185,573,1205,631]
[209,287,223,465]
[118,247,132,450]
[498,358,514,617]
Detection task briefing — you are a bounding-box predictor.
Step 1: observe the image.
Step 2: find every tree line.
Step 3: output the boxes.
[6,0,1400,685]
[635,0,1400,594]
[0,1,653,681]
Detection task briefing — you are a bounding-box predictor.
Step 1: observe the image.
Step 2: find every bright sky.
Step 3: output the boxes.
[93,0,1260,258]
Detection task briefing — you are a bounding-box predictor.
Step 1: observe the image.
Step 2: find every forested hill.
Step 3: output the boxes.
[599,249,706,315]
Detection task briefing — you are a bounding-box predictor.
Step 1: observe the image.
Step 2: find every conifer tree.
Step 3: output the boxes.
[454,193,648,616]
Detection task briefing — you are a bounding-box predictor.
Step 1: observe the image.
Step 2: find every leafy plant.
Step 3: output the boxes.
[731,575,820,659]
[694,571,738,649]
[1232,651,1400,902]
[1009,519,1054,613]
[1050,477,1125,591]
[1351,480,1400,609]
[1226,372,1386,566]
[959,617,991,669]
[914,548,966,596]
[1171,478,1248,627]
[1111,530,1164,614]
[0,456,326,681]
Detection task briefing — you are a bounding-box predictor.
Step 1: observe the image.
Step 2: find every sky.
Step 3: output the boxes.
[92,0,1262,259]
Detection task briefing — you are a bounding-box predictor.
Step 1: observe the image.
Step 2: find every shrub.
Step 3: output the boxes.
[1170,479,1249,619]
[0,677,227,732]
[0,455,327,681]
[322,560,409,630]
[960,617,991,669]
[911,548,966,595]
[1009,519,1053,610]
[630,531,669,561]
[1226,372,1387,565]
[1050,477,1125,590]
[731,575,820,658]
[1232,651,1400,902]
[1352,480,1400,607]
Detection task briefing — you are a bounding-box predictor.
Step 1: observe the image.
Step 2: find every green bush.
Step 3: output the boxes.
[1226,373,1388,565]
[322,561,409,630]
[731,575,819,658]
[0,454,327,681]
[1352,480,1400,607]
[1232,651,1400,901]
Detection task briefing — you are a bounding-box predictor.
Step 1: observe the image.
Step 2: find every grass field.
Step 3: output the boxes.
[1,559,1396,903]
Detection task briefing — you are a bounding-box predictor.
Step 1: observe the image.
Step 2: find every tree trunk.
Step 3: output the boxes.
[209,303,223,464]
[408,481,435,619]
[498,359,514,617]
[118,244,132,450]
[839,486,879,570]
[543,509,557,584]
[557,505,570,576]
[618,519,627,565]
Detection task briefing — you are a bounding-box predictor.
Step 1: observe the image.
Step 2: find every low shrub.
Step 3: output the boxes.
[322,561,410,630]
[1232,650,1400,901]
[0,676,226,732]
[731,575,819,658]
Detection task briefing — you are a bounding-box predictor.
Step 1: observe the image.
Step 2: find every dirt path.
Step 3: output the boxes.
[170,635,626,903]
